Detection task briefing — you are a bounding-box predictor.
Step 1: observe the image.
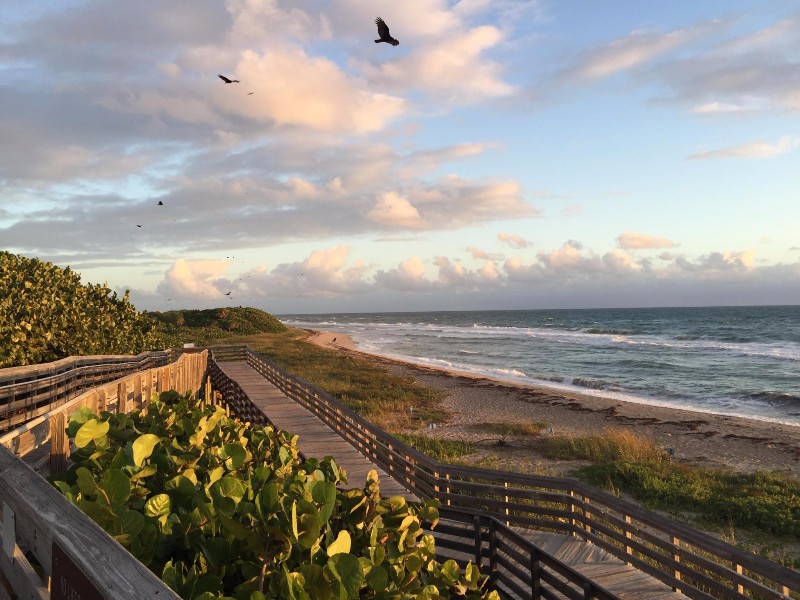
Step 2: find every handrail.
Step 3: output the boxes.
[0,350,209,600]
[229,346,798,600]
[0,350,171,433]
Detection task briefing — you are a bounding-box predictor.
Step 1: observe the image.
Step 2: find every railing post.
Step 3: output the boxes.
[671,536,681,591]
[474,514,483,568]
[734,563,744,594]
[445,473,451,506]
[569,489,576,536]
[134,375,143,408]
[624,514,632,564]
[488,519,498,589]
[530,547,541,600]
[583,495,592,542]
[504,481,510,526]
[49,411,69,475]
[117,381,128,414]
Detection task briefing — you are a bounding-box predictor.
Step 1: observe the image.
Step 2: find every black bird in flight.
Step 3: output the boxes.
[375,17,399,46]
[218,74,240,83]
[157,200,163,206]
[136,224,142,228]
[224,291,232,296]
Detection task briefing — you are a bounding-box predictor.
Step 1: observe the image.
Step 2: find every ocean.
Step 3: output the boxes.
[278,306,800,426]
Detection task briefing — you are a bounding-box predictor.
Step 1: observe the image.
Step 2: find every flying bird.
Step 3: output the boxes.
[157,201,163,206]
[224,291,232,296]
[136,224,142,228]
[375,17,399,46]
[247,92,254,95]
[218,74,240,83]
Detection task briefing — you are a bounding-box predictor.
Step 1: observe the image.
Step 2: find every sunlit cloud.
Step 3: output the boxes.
[689,136,799,160]
[616,231,678,250]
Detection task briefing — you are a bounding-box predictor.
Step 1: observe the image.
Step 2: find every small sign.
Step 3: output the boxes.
[51,540,105,600]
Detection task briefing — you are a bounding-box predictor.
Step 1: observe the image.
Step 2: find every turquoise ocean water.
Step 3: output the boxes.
[279,306,800,425]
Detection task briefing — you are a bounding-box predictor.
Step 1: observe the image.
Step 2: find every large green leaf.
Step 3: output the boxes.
[327,553,362,600]
[144,493,171,518]
[326,530,351,557]
[223,443,246,470]
[99,469,130,508]
[132,434,161,466]
[74,419,109,448]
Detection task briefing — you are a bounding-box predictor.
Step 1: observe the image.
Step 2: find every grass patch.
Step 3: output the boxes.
[536,427,666,463]
[395,434,475,462]
[574,461,800,539]
[483,421,549,438]
[223,330,447,430]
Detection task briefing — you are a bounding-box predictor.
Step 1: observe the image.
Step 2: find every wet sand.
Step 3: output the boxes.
[306,330,800,478]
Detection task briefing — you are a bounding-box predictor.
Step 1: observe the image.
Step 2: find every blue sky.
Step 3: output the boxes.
[1,0,798,313]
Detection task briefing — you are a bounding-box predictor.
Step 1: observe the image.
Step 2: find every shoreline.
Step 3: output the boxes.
[306,329,800,477]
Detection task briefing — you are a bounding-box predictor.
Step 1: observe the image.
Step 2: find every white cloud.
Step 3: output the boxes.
[568,24,713,80]
[374,256,431,291]
[367,192,424,229]
[689,136,799,160]
[617,231,678,250]
[498,232,532,249]
[157,259,231,298]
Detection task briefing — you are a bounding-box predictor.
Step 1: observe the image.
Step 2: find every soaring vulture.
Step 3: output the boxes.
[375,17,399,46]
[218,74,240,83]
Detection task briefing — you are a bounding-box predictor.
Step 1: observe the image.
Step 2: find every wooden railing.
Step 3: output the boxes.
[0,350,209,600]
[208,346,798,600]
[0,351,170,434]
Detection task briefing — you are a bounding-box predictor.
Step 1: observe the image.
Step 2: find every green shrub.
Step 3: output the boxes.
[0,252,162,367]
[51,393,498,600]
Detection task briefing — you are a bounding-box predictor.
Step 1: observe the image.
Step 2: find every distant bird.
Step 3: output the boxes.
[157,200,163,206]
[224,291,232,296]
[136,224,142,228]
[218,74,240,84]
[247,92,254,95]
[375,17,399,46]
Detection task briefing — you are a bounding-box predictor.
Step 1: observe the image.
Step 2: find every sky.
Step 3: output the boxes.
[1,0,799,314]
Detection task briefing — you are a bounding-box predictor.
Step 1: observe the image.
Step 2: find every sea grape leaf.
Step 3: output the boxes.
[75,467,98,497]
[327,553,362,599]
[99,469,130,508]
[144,493,171,518]
[67,408,96,437]
[132,433,161,466]
[327,530,351,557]
[74,419,109,448]
[311,480,336,524]
[223,442,246,470]
[366,565,388,591]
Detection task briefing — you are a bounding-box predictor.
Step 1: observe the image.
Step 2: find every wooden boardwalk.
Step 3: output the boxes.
[219,360,686,599]
[524,531,684,599]
[216,361,414,499]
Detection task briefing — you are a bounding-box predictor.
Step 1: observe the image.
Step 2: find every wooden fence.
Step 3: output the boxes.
[205,345,798,600]
[0,351,208,600]
[0,351,170,434]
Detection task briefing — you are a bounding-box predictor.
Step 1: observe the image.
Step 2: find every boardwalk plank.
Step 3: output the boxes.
[216,362,415,500]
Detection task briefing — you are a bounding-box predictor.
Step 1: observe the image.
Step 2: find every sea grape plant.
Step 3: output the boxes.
[0,251,162,367]
[51,391,498,600]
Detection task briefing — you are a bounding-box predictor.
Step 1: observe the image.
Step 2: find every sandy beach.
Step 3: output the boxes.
[307,330,800,478]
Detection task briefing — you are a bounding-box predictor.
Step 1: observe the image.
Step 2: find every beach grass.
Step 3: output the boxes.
[228,330,447,430]
[395,433,475,462]
[535,427,667,463]
[482,421,549,438]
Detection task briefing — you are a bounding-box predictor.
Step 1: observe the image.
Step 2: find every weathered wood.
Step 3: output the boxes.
[0,446,180,599]
[49,411,69,475]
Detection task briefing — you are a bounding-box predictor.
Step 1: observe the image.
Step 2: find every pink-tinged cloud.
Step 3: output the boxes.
[689,136,799,160]
[367,192,423,229]
[617,231,678,250]
[374,256,431,291]
[157,259,231,298]
[498,232,532,249]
